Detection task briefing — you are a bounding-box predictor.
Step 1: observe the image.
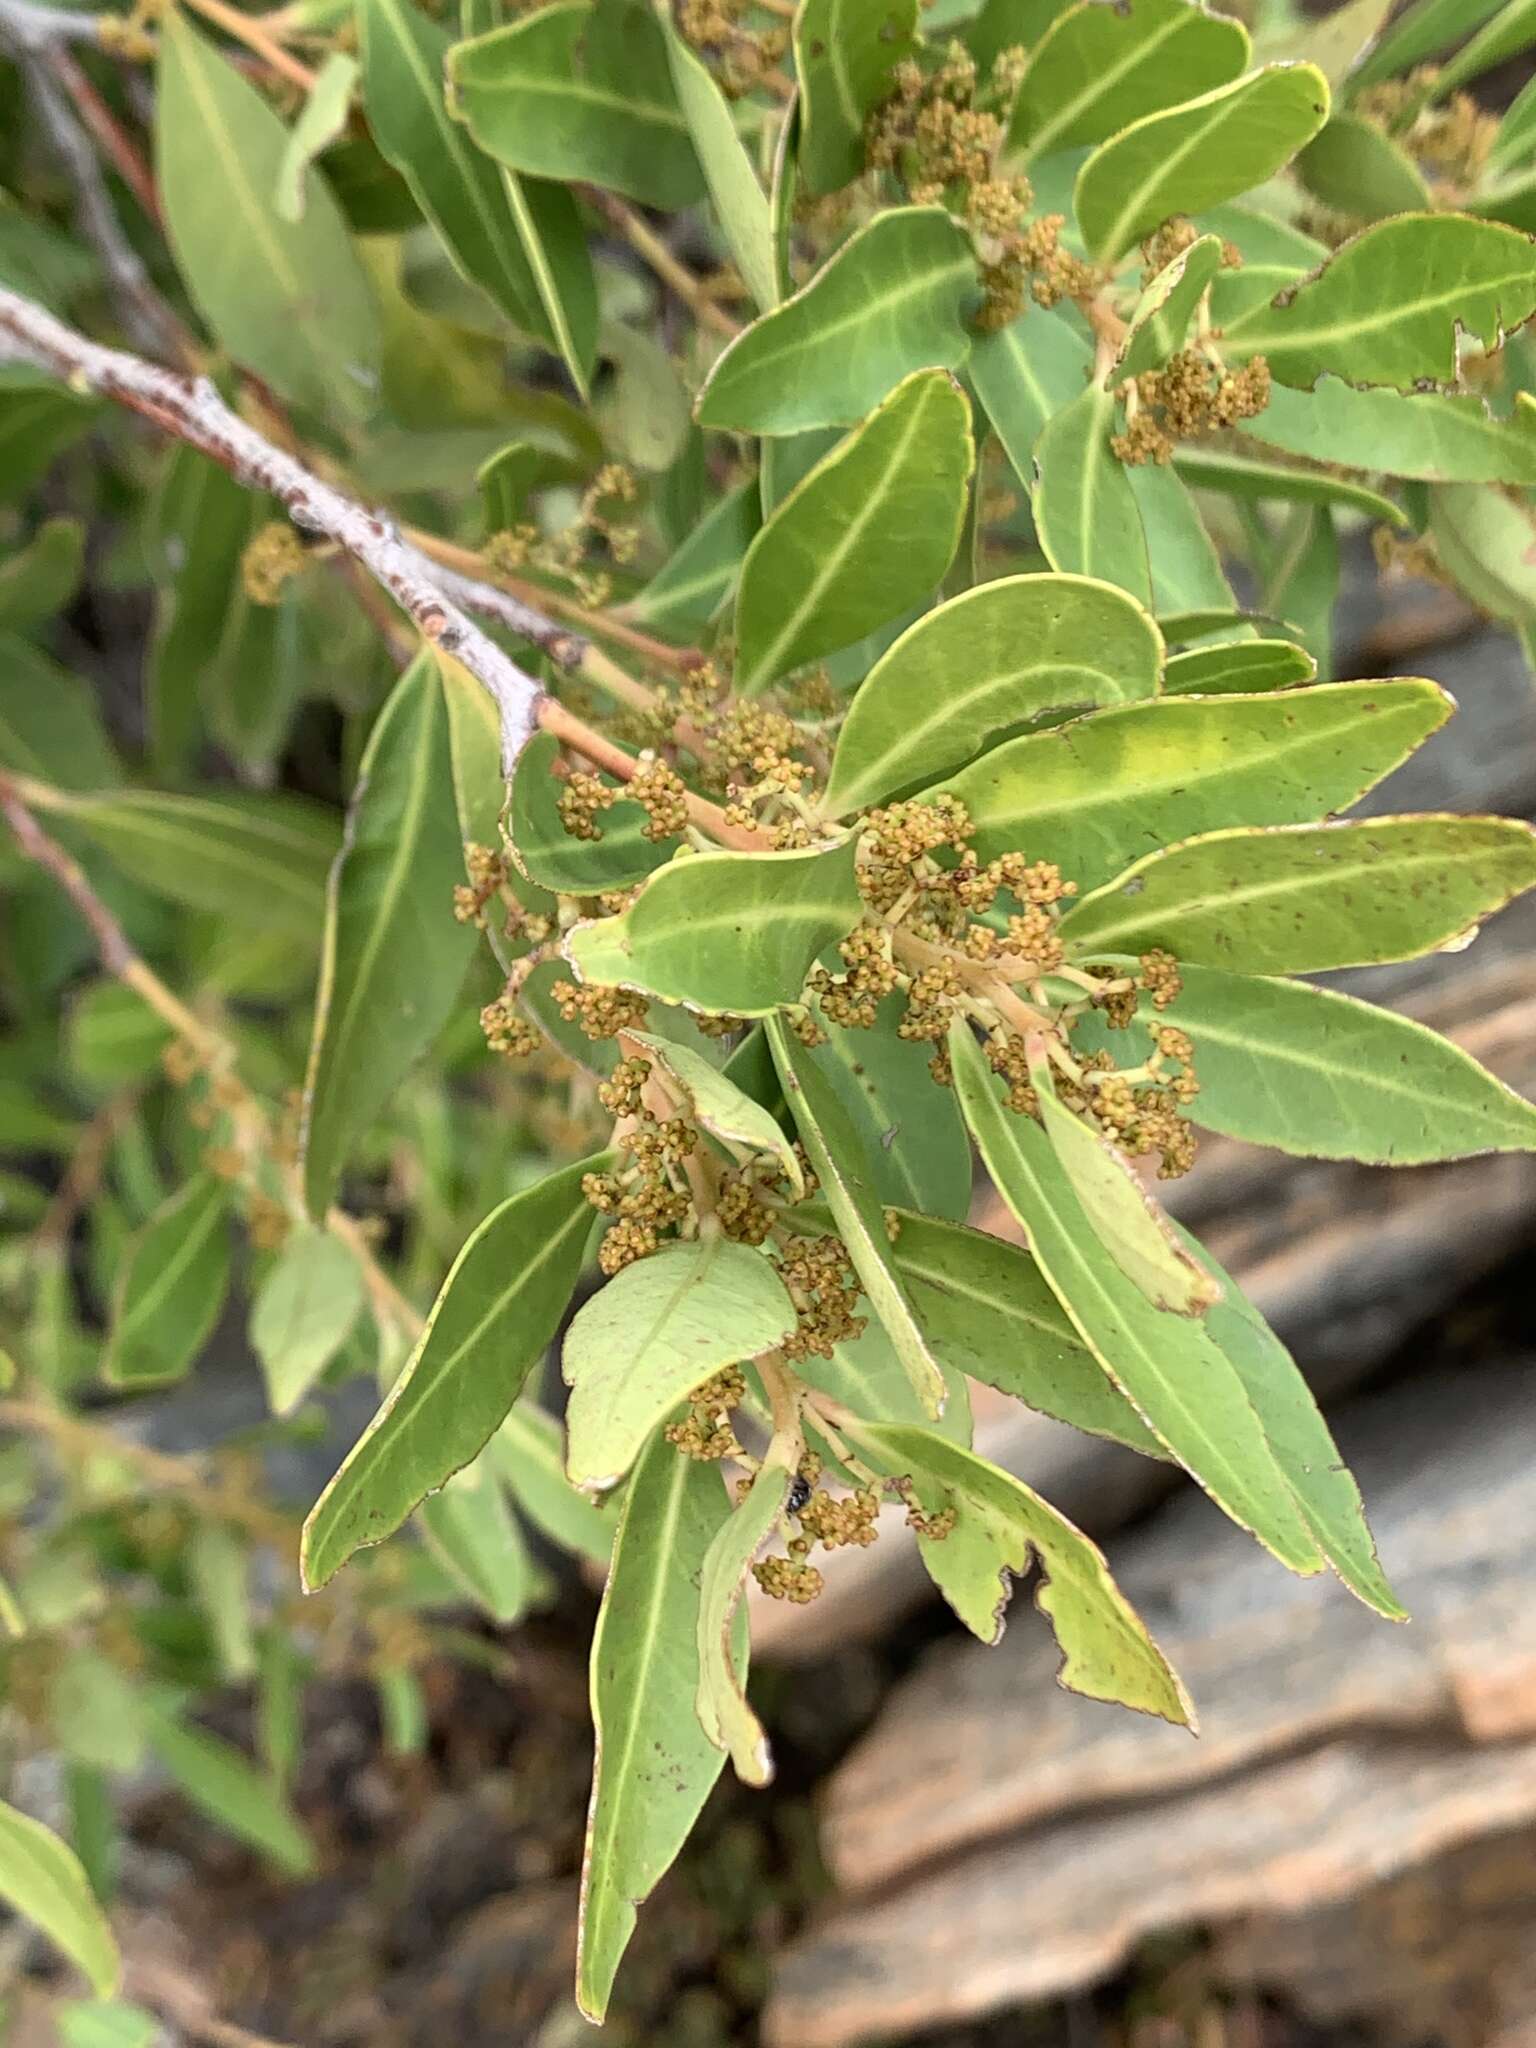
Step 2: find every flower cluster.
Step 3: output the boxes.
[775,1232,867,1362]
[485,463,640,609]
[665,1365,747,1461]
[1113,349,1273,467]
[239,519,307,604]
[556,756,690,848]
[550,978,650,1040]
[677,0,788,99]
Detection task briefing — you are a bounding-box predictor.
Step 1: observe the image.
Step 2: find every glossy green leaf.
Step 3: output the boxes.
[803,996,973,1220]
[661,16,776,311]
[1490,65,1536,168]
[1058,815,1536,970]
[1243,376,1536,483]
[251,1226,366,1416]
[627,480,759,631]
[301,1156,599,1589]
[104,1176,229,1389]
[1114,234,1225,379]
[566,840,861,1015]
[695,210,977,434]
[447,0,704,209]
[0,518,83,631]
[1224,214,1536,390]
[823,572,1163,817]
[1162,638,1316,693]
[577,1430,736,2022]
[1007,0,1248,164]
[625,1029,805,1191]
[1267,0,1394,86]
[143,1706,315,1876]
[1128,459,1244,618]
[275,51,358,221]
[0,1799,119,1997]
[768,1015,946,1417]
[1433,0,1536,92]
[939,679,1451,890]
[564,1237,794,1488]
[1176,445,1407,525]
[950,1021,1324,1571]
[794,0,918,194]
[849,1421,1192,1721]
[969,307,1093,490]
[494,1402,617,1564]
[1294,110,1431,219]
[418,1449,542,1622]
[1074,64,1330,262]
[1350,0,1504,83]
[799,1316,973,1443]
[696,1457,789,1785]
[301,655,476,1219]
[509,730,674,892]
[501,172,600,398]
[1032,384,1151,604]
[157,13,379,418]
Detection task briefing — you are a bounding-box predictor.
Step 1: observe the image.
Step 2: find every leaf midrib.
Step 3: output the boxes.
[1020,2,1198,162]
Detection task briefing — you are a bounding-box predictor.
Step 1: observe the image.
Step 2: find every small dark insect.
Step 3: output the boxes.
[786,1474,812,1516]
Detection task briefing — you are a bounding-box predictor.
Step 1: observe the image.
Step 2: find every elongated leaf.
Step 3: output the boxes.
[969,307,1093,490]
[1150,960,1536,1160]
[800,1317,973,1443]
[1432,0,1536,92]
[887,1211,1165,1453]
[27,787,338,939]
[950,1022,1323,1571]
[417,1450,541,1622]
[1187,1234,1402,1617]
[510,730,674,892]
[143,1707,315,1876]
[823,572,1163,817]
[494,1403,617,1564]
[1491,66,1536,168]
[1114,234,1225,380]
[1264,502,1339,676]
[1057,815,1536,970]
[696,209,977,434]
[1074,65,1330,262]
[104,1176,229,1389]
[1163,639,1315,693]
[276,51,358,221]
[850,1421,1192,1721]
[502,173,601,398]
[1340,0,1483,84]
[1032,384,1151,604]
[794,0,917,194]
[0,367,99,503]
[447,0,704,209]
[625,1030,804,1191]
[1294,110,1430,220]
[661,17,776,311]
[157,13,379,418]
[0,518,83,632]
[0,1799,119,1997]
[1223,214,1536,389]
[301,1156,598,1589]
[627,480,760,631]
[1128,458,1243,617]
[768,1016,946,1417]
[565,840,861,1015]
[937,679,1451,890]
[696,1458,790,1784]
[804,996,973,1220]
[1177,446,1407,528]
[1243,376,1536,482]
[577,1431,736,2022]
[563,1236,796,1488]
[1430,479,1536,627]
[301,655,476,1219]
[1007,0,1248,164]
[251,1226,365,1416]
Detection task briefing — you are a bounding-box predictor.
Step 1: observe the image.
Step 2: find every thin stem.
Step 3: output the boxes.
[538,698,766,849]
[585,188,744,340]
[0,0,101,47]
[49,43,162,224]
[178,0,318,89]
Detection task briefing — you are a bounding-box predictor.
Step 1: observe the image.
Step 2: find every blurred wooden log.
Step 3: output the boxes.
[765,1363,1536,2047]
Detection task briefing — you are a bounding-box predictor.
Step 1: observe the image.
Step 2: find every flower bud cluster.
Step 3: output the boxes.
[1113,350,1273,467]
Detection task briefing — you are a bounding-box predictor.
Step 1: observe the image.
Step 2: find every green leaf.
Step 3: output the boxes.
[1057,815,1536,970]
[275,51,358,221]
[848,1421,1193,1722]
[1032,1055,1217,1313]
[250,1226,366,1416]
[447,0,704,209]
[803,996,973,1220]
[188,1524,256,1682]
[1264,502,1338,676]
[1294,110,1431,219]
[67,983,171,1092]
[1151,960,1536,1161]
[1007,0,1249,164]
[696,1457,788,1785]
[1490,66,1536,167]
[565,840,862,1016]
[1243,377,1536,483]
[49,1649,146,1774]
[301,655,477,1220]
[1429,479,1536,628]
[1187,1233,1402,1617]
[0,640,120,789]
[0,518,84,632]
[950,1021,1324,1571]
[577,1429,736,2022]
[794,0,918,195]
[417,1449,541,1622]
[1222,214,1536,389]
[625,1029,805,1191]
[360,0,595,378]
[1032,384,1151,605]
[1431,0,1536,92]
[1175,445,1407,525]
[0,1799,119,1997]
[1162,638,1315,692]
[301,1156,599,1589]
[1128,459,1245,617]
[104,1176,229,1390]
[142,1707,315,1876]
[563,1236,797,1488]
[1074,64,1330,262]
[57,2003,158,2048]
[594,318,692,472]
[969,307,1093,491]
[937,679,1451,891]
[822,572,1163,817]
[768,1016,946,1418]
[627,479,761,631]
[1114,234,1225,379]
[660,14,777,311]
[27,787,339,939]
[886,1210,1165,1452]
[1267,0,1394,86]
[157,13,379,419]
[494,1402,617,1564]
[695,209,978,434]
[500,171,601,399]
[509,730,674,892]
[1350,0,1504,84]
[799,1317,973,1443]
